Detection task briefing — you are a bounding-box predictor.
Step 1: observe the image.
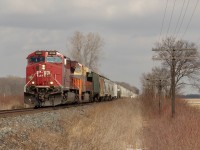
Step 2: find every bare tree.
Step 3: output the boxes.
[141,67,170,97]
[141,72,156,97]
[68,31,104,71]
[141,66,172,114]
[153,37,200,92]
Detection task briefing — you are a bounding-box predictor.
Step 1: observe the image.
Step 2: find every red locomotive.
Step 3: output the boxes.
[24,50,93,107]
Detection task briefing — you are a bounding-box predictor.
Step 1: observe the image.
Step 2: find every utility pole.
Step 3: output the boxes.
[146,78,165,114]
[152,48,196,117]
[171,49,175,117]
[158,79,162,114]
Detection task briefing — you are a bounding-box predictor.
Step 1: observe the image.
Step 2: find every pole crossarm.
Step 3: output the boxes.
[152,56,169,60]
[173,57,197,60]
[173,48,196,51]
[146,78,168,81]
[152,56,197,61]
[152,48,196,51]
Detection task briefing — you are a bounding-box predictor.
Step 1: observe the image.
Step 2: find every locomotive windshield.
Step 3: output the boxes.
[29,56,45,63]
[46,56,62,63]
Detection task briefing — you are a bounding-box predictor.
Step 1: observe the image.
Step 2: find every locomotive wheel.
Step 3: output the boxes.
[34,104,41,109]
[75,94,80,103]
[34,106,39,109]
[83,93,90,102]
[34,99,42,108]
[95,96,100,102]
[98,97,101,102]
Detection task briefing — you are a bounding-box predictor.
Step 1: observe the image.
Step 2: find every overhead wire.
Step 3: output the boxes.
[173,0,186,38]
[166,0,177,38]
[158,0,169,43]
[174,0,191,39]
[181,0,200,39]
[157,0,198,45]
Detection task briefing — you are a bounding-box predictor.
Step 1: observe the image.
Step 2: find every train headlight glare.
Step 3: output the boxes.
[31,81,35,85]
[42,64,45,70]
[50,81,54,85]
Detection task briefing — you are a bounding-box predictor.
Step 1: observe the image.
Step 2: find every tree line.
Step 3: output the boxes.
[0,76,25,96]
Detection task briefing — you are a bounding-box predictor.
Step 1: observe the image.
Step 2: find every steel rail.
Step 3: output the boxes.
[0,99,114,117]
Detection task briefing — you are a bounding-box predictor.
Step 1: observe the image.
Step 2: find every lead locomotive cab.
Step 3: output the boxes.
[24,50,69,107]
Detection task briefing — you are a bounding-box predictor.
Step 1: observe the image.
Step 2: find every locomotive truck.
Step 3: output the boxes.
[24,50,135,107]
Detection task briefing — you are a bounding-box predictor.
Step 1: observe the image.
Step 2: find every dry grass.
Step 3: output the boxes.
[59,99,143,150]
[0,95,24,110]
[141,95,200,150]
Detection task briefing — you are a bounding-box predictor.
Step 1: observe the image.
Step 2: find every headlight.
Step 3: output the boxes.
[42,64,45,70]
[31,81,35,85]
[50,81,54,85]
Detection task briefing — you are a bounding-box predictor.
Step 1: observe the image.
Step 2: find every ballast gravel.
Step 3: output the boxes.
[0,110,66,150]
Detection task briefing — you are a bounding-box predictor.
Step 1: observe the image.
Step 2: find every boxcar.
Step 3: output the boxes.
[87,72,100,100]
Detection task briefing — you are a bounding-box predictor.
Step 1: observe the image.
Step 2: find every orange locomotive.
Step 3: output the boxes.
[24,50,92,107]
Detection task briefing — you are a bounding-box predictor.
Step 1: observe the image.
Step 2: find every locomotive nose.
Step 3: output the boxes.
[35,69,51,86]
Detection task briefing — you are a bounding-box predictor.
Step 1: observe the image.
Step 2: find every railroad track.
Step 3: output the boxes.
[0,100,113,118]
[0,108,34,114]
[0,107,38,118]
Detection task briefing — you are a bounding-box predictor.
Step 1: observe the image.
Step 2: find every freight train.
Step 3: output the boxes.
[24,50,135,107]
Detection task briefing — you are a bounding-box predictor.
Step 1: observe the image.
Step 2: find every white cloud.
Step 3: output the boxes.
[129,0,161,16]
[0,0,47,15]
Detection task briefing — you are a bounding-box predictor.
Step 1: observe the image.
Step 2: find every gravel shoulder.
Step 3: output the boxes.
[0,98,143,150]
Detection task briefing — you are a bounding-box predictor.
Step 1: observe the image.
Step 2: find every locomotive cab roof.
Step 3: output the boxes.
[26,50,64,59]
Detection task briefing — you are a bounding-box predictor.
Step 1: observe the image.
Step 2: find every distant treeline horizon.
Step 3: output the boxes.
[0,76,25,96]
[179,94,200,99]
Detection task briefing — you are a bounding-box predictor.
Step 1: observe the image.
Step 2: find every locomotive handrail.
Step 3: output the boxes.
[52,74,63,88]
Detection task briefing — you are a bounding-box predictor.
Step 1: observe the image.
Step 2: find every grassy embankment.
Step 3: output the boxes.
[141,95,200,150]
